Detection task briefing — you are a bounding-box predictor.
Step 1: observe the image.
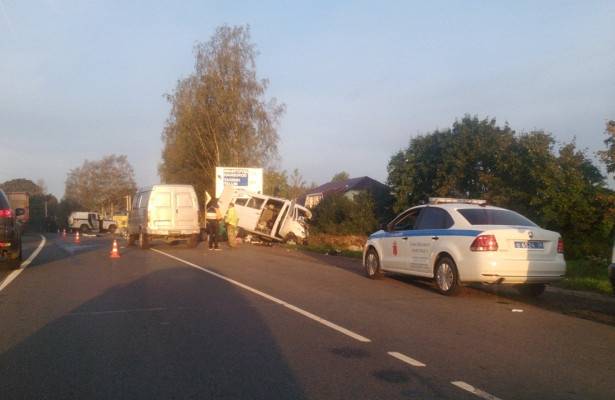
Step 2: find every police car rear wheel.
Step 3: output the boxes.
[365,249,382,279]
[434,256,460,295]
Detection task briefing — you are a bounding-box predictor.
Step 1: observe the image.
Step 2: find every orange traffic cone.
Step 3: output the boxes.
[74,231,80,244]
[62,229,67,238]
[110,239,120,258]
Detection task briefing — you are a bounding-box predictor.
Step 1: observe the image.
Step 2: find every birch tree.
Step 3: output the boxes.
[159,25,285,201]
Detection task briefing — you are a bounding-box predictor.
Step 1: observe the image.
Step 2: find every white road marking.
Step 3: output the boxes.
[151,248,371,343]
[387,351,426,367]
[0,234,46,293]
[451,381,503,400]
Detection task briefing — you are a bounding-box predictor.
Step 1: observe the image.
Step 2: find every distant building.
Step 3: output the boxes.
[299,176,393,221]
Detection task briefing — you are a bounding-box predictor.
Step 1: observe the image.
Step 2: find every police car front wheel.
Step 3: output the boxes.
[434,256,461,295]
[365,248,382,279]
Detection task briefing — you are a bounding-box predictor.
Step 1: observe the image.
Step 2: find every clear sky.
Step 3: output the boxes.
[1,1,613,198]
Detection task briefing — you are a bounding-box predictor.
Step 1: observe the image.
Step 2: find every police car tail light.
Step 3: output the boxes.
[557,238,564,254]
[470,235,498,251]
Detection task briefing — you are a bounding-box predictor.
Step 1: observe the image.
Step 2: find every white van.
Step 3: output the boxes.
[68,211,116,233]
[219,187,311,244]
[128,185,200,249]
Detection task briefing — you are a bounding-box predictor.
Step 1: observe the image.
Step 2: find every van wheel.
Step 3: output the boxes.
[80,224,90,234]
[285,233,297,244]
[139,231,149,249]
[187,234,198,248]
[434,256,461,295]
[364,248,382,279]
[517,284,546,297]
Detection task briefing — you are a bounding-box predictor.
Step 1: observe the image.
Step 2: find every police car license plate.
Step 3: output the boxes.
[514,240,544,249]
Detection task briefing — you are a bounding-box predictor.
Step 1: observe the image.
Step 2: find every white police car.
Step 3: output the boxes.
[363,198,566,296]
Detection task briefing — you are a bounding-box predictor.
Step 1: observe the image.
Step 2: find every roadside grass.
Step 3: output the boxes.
[554,258,613,295]
[288,233,365,259]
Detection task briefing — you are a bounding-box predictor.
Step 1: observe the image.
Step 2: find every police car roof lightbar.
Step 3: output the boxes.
[428,197,487,205]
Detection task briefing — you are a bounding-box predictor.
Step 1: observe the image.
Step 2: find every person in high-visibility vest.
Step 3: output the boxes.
[225,202,239,248]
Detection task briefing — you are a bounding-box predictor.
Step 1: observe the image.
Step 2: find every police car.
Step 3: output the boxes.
[363,198,566,296]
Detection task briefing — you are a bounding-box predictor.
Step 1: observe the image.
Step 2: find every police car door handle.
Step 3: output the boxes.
[431,236,439,240]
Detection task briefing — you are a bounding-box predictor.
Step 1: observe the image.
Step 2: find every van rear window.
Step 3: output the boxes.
[176,192,193,207]
[458,209,536,227]
[152,192,171,207]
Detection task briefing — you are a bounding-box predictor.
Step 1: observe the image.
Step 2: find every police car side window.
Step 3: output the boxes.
[415,207,454,229]
[392,209,420,231]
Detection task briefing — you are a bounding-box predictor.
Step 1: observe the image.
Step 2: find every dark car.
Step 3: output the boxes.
[0,189,25,269]
[609,242,615,295]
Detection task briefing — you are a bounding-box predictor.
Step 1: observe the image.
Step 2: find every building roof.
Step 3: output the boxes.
[298,176,388,204]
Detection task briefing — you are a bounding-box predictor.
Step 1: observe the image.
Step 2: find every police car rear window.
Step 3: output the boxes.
[458,209,536,227]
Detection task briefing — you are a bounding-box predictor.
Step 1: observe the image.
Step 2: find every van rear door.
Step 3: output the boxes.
[174,190,197,230]
[150,190,172,229]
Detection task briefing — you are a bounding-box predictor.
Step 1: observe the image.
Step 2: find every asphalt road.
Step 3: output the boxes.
[1,234,614,400]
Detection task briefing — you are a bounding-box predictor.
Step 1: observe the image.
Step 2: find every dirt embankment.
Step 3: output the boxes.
[307,234,367,251]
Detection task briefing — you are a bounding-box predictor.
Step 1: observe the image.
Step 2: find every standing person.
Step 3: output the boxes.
[225,202,239,248]
[206,200,222,251]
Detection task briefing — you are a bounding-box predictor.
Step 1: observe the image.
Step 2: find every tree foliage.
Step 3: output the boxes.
[263,168,310,199]
[159,25,285,203]
[0,178,45,195]
[331,171,350,182]
[64,155,136,214]
[387,115,614,258]
[310,192,378,235]
[598,120,615,173]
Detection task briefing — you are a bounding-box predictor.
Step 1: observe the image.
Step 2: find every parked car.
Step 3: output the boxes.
[127,184,200,249]
[218,186,312,244]
[0,189,25,269]
[363,197,566,296]
[68,211,117,233]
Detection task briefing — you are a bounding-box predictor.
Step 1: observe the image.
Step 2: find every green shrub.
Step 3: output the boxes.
[310,192,378,235]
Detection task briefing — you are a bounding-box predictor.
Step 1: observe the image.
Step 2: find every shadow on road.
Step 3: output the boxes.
[0,267,306,400]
